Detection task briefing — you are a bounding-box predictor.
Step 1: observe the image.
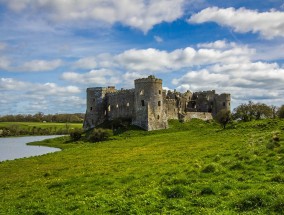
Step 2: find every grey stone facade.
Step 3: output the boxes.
[83,75,231,131]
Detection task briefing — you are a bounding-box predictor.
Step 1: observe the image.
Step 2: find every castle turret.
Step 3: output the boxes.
[83,87,109,130]
[133,75,168,130]
[213,93,231,115]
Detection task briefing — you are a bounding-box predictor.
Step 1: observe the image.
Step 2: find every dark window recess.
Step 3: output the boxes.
[141,100,145,106]
[90,107,93,111]
[158,101,161,106]
[157,115,160,119]
[223,102,226,107]
[159,90,161,94]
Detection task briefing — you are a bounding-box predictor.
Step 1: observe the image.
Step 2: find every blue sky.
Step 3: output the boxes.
[1,0,284,115]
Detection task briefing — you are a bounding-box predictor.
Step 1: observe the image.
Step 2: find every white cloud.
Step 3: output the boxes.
[172,61,284,107]
[115,42,252,72]
[20,59,63,72]
[2,0,186,33]
[0,77,82,114]
[154,35,163,43]
[62,69,120,86]
[73,57,97,69]
[188,7,284,39]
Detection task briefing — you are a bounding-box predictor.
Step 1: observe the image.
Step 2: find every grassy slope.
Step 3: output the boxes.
[1,119,284,214]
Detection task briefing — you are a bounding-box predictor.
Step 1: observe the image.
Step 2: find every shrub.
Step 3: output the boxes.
[70,129,83,141]
[88,128,112,142]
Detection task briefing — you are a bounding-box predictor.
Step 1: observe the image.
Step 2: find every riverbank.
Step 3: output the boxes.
[0,119,284,214]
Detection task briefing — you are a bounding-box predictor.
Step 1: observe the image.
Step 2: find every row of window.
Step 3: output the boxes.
[140,90,162,95]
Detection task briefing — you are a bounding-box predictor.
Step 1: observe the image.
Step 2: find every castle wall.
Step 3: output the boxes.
[107,90,135,120]
[183,112,213,121]
[164,99,179,120]
[83,76,231,131]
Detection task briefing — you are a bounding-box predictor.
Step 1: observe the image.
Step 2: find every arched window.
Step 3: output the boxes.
[157,115,160,119]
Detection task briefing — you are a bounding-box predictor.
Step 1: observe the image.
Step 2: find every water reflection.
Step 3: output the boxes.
[0,136,61,162]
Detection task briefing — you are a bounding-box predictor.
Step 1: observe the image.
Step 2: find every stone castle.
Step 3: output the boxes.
[83,75,231,131]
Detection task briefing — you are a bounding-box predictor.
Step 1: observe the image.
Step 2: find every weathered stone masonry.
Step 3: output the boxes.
[83,75,231,131]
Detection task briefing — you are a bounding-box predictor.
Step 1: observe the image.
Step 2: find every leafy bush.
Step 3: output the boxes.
[88,128,112,142]
[70,129,83,141]
[200,187,215,195]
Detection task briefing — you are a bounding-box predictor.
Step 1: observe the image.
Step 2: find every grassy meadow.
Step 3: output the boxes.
[0,122,83,136]
[1,119,284,214]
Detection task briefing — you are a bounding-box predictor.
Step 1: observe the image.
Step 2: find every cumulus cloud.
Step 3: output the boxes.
[172,61,284,105]
[62,69,120,86]
[20,59,63,72]
[1,0,186,33]
[0,77,82,114]
[115,42,252,72]
[188,7,284,39]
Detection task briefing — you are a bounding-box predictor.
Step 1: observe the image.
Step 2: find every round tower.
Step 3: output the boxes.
[133,75,168,130]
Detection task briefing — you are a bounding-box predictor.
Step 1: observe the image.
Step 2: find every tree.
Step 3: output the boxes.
[278,105,284,119]
[215,109,231,129]
[233,101,273,121]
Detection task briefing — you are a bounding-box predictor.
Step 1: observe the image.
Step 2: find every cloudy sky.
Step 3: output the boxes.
[1,0,284,115]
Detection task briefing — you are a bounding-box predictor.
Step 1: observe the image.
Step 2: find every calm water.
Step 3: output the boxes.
[0,136,61,162]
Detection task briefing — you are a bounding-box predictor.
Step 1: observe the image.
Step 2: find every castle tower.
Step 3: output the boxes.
[213,93,231,115]
[83,87,108,130]
[133,75,168,130]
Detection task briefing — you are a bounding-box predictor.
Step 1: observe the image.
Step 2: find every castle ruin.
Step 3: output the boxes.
[83,75,231,131]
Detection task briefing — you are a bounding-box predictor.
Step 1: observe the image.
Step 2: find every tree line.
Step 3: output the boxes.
[216,102,284,128]
[0,112,85,123]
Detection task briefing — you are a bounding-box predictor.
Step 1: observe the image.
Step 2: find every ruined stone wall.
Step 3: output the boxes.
[183,112,213,121]
[164,99,179,120]
[107,90,135,120]
[84,87,108,130]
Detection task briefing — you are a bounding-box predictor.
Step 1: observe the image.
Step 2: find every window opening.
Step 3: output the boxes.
[141,100,145,106]
[159,90,161,95]
[126,102,130,107]
[158,101,161,106]
[140,90,144,95]
[157,115,160,119]
[90,107,93,111]
[223,102,226,107]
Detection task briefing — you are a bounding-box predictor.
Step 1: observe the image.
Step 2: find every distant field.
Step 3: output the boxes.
[0,122,83,136]
[0,122,82,129]
[1,119,284,214]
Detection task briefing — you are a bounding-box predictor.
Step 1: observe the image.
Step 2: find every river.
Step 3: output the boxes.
[0,136,61,162]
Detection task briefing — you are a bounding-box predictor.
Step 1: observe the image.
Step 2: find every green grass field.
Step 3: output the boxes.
[0,122,82,129]
[1,119,284,214]
[0,122,83,136]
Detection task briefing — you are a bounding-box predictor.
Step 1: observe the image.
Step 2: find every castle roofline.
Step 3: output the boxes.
[135,75,162,83]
